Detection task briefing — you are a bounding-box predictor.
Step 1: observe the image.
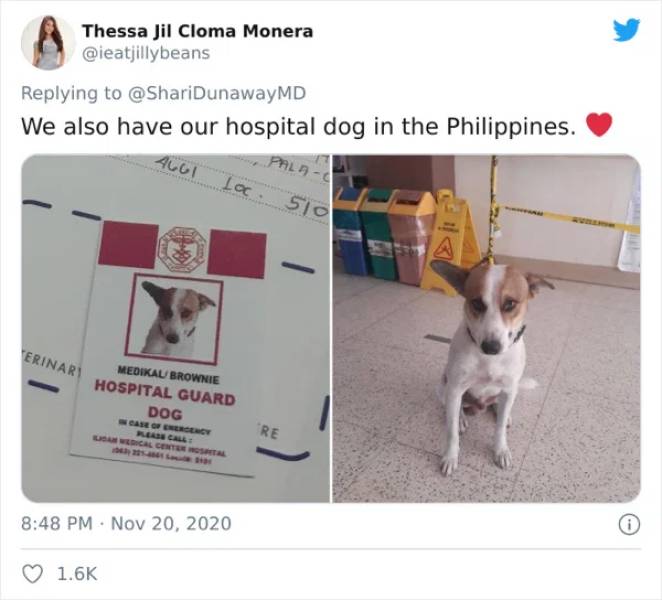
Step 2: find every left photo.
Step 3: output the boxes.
[22,154,330,502]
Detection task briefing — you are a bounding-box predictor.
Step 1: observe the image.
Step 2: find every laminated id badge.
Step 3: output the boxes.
[70,220,267,477]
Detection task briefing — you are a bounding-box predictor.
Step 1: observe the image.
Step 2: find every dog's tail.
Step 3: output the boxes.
[518,377,539,391]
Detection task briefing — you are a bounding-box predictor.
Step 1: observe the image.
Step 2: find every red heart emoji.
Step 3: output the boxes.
[586,113,612,137]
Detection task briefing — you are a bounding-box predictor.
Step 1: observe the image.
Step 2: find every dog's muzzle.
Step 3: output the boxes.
[467,324,526,355]
[480,339,502,355]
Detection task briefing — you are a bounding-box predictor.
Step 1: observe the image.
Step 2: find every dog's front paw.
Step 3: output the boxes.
[494,445,513,470]
[440,451,459,476]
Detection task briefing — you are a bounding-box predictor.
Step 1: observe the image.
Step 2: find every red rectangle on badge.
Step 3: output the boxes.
[207,230,267,279]
[98,221,159,269]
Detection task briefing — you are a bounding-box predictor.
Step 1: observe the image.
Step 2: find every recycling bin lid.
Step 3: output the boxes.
[333,187,368,211]
[388,190,436,216]
[361,188,397,214]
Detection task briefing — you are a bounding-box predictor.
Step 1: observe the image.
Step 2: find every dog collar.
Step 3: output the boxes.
[512,324,526,344]
[466,324,526,348]
[187,327,196,338]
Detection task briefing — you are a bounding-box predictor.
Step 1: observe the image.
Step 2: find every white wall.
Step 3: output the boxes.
[454,156,638,267]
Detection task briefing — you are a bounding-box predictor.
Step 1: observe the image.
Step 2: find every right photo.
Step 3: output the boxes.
[332,155,640,503]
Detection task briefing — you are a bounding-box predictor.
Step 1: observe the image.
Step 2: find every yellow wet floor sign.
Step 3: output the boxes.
[420,189,482,296]
[434,236,454,261]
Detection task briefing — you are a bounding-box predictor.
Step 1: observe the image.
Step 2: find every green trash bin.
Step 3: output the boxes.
[359,188,398,280]
[333,187,371,275]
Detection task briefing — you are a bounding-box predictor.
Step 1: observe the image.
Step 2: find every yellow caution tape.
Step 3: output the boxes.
[500,204,640,235]
[487,155,499,264]
[485,156,640,264]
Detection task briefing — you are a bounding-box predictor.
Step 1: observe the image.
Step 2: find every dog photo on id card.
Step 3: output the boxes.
[125,274,223,366]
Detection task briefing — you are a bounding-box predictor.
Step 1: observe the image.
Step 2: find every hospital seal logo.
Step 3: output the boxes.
[158,227,206,273]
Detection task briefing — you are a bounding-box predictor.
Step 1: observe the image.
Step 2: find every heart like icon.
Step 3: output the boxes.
[22,564,43,584]
[586,113,612,137]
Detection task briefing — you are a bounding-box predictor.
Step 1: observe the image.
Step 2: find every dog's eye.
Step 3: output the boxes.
[502,299,517,312]
[470,298,486,313]
[160,307,173,320]
[181,309,192,319]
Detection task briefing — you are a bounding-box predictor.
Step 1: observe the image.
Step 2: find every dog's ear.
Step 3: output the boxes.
[198,293,216,311]
[430,260,470,296]
[142,281,165,305]
[525,273,555,298]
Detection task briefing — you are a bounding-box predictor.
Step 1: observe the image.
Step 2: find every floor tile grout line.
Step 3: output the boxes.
[545,384,640,406]
[333,282,383,305]
[338,409,491,499]
[334,408,455,500]
[392,439,485,479]
[394,391,439,437]
[332,417,405,497]
[335,435,392,500]
[339,439,488,502]
[336,337,451,359]
[334,408,423,443]
[337,291,430,345]
[397,440,487,477]
[335,283,467,349]
[333,418,395,444]
[506,299,586,497]
[507,302,580,501]
[333,288,390,308]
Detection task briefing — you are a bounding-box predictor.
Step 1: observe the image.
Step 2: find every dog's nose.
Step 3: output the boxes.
[480,339,502,355]
[166,333,179,344]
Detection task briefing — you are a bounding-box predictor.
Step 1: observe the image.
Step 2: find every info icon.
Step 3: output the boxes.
[618,513,640,536]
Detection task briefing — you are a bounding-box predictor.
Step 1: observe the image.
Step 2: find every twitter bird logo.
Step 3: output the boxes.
[613,18,640,42]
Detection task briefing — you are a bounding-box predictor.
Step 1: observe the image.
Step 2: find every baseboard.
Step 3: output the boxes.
[495,255,640,289]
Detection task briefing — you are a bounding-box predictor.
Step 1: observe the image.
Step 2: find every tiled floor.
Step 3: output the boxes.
[333,258,640,502]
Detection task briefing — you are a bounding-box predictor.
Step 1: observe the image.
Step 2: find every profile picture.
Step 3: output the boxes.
[124,273,224,366]
[21,15,75,70]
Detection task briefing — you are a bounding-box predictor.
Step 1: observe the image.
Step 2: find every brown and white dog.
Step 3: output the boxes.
[431,259,554,476]
[141,281,216,358]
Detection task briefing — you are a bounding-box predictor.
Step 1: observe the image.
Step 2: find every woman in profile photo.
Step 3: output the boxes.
[32,16,65,70]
